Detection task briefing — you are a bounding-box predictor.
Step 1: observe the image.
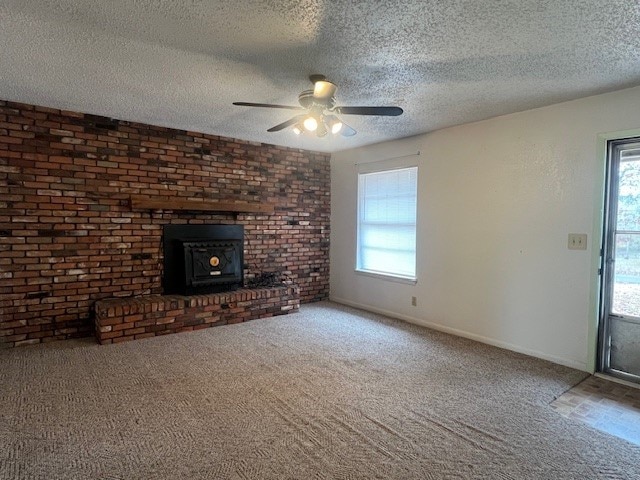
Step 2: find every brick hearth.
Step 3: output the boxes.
[95,286,299,344]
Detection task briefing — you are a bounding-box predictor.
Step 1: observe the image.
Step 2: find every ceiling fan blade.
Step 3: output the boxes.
[266,115,305,132]
[340,122,357,137]
[336,106,403,116]
[233,102,304,111]
[313,80,337,101]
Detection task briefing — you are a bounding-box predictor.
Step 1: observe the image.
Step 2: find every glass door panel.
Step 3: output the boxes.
[612,233,640,318]
[600,140,640,382]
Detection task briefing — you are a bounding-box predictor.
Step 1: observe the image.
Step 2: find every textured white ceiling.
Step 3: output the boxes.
[0,0,639,153]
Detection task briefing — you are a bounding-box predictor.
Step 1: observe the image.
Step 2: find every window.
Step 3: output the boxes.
[356,166,417,280]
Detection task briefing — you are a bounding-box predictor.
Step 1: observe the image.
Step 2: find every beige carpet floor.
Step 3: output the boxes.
[1,301,639,479]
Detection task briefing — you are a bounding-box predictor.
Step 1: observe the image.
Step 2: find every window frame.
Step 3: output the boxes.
[355,165,418,283]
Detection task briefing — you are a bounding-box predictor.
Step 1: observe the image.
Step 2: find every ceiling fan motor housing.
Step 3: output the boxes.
[298,90,335,110]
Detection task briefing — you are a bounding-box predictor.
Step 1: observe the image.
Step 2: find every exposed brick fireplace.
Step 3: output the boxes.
[0,100,330,348]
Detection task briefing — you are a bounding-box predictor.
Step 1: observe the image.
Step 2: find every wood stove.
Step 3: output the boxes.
[163,224,244,295]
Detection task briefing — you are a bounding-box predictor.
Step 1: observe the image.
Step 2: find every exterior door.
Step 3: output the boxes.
[599,137,640,382]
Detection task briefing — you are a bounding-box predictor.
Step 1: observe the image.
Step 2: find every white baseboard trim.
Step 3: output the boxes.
[330,296,588,372]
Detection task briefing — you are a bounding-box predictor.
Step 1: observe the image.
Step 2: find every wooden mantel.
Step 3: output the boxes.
[130,198,275,214]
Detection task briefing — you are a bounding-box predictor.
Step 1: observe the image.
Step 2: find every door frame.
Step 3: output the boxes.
[590,129,640,374]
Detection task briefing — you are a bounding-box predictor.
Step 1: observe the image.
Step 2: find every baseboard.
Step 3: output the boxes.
[330,296,588,372]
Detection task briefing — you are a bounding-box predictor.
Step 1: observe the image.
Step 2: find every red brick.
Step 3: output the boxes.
[124,327,145,335]
[101,331,123,339]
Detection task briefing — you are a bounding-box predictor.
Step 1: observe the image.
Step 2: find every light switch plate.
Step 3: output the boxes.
[568,233,587,250]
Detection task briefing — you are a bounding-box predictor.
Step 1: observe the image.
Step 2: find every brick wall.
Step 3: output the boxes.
[0,100,330,347]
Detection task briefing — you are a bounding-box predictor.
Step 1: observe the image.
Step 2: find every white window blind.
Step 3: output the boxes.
[357,166,417,279]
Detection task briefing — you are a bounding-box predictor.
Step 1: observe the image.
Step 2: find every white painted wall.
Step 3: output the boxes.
[331,86,640,371]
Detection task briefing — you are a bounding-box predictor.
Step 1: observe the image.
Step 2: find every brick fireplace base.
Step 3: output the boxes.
[94,286,299,344]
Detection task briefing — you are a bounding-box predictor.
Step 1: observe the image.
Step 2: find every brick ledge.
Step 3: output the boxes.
[94,285,299,344]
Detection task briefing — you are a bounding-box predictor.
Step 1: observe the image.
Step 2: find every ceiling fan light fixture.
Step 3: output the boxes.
[324,115,343,135]
[313,80,338,101]
[303,116,318,132]
[316,121,328,138]
[292,125,302,135]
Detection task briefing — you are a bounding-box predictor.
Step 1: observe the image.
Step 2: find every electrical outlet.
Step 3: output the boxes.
[568,233,587,250]
[411,296,417,306]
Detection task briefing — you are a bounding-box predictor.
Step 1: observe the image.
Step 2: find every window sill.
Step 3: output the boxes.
[355,269,417,285]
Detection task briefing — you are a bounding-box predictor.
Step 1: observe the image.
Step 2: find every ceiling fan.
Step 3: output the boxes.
[233,74,403,138]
